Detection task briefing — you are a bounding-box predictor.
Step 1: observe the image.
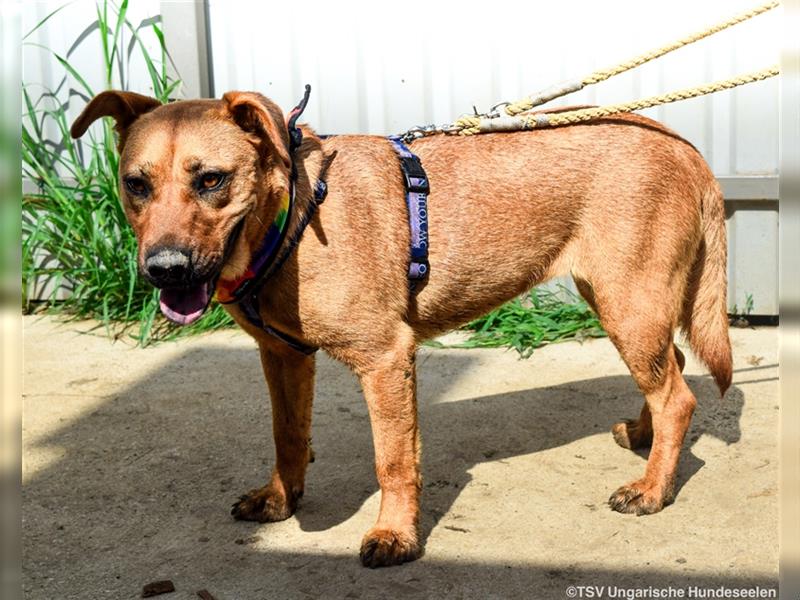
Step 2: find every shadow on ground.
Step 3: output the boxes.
[23,345,776,599]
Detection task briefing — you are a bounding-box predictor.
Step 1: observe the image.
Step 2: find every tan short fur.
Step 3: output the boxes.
[71,90,732,568]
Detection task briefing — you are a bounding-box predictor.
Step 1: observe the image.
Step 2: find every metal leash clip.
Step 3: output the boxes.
[400,124,439,144]
[486,101,511,119]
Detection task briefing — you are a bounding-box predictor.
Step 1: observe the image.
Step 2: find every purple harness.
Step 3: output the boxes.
[387,136,430,282]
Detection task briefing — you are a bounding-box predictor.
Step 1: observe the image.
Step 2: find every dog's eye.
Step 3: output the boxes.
[124,177,149,197]
[198,172,226,192]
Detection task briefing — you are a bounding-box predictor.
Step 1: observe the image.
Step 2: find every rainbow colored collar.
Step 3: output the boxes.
[215,190,292,304]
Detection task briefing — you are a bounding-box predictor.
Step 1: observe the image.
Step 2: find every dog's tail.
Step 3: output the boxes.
[681,179,733,397]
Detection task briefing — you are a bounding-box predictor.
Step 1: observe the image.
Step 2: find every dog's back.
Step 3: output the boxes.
[397,115,727,379]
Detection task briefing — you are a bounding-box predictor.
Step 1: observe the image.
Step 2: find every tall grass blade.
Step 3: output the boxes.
[22,2,72,41]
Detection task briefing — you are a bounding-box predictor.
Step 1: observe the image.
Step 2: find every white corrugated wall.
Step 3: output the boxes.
[208,0,779,176]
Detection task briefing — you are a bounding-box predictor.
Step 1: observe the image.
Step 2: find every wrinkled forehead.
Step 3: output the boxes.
[121,101,254,176]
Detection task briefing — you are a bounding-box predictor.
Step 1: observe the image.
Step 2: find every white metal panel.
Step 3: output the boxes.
[208,0,779,176]
[726,201,779,314]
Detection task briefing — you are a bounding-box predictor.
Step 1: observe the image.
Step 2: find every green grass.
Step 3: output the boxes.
[22,0,233,345]
[432,286,607,357]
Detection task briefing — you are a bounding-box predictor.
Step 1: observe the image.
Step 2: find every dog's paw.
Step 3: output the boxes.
[359,528,422,568]
[608,480,669,515]
[231,485,299,522]
[611,419,653,450]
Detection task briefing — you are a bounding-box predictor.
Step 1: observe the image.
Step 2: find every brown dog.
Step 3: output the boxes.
[71,90,732,568]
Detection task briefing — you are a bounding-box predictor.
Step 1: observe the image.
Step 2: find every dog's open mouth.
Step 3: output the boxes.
[156,216,246,326]
[159,282,214,326]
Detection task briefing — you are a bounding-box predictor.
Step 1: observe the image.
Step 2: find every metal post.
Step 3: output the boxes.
[159,0,214,98]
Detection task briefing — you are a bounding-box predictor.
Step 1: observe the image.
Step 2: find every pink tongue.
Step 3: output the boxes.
[159,283,210,325]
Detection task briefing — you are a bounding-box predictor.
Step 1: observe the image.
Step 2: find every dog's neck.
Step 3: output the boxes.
[219,126,325,285]
[236,128,328,337]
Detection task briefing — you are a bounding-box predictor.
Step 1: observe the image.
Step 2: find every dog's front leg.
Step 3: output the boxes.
[231,342,315,522]
[357,330,422,568]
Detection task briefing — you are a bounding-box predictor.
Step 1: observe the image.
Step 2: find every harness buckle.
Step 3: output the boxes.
[399,156,430,194]
[409,259,429,280]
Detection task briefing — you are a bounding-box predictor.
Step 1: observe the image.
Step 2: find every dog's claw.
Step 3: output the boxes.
[359,528,421,568]
[231,486,297,522]
[230,495,249,514]
[608,480,667,515]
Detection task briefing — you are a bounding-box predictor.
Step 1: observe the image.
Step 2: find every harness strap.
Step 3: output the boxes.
[287,85,311,153]
[235,153,336,356]
[216,85,324,355]
[239,294,318,355]
[387,137,430,281]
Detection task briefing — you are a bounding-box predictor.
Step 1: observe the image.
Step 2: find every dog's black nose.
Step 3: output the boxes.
[144,248,192,287]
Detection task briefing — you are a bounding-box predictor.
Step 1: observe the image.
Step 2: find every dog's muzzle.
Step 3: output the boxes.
[144,248,192,288]
[145,218,246,326]
[143,247,215,326]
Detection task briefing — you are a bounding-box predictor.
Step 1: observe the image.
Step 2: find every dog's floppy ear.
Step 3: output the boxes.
[222,91,291,170]
[70,90,161,142]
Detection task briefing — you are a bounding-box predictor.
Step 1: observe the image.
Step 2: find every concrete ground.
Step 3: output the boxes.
[22,315,778,599]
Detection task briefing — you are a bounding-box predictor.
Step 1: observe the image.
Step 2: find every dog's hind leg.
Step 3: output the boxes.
[231,342,316,522]
[607,356,696,515]
[355,325,422,568]
[575,275,697,515]
[575,277,686,453]
[608,345,686,450]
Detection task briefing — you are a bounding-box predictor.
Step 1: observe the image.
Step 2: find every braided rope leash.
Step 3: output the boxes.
[501,0,779,117]
[455,65,779,135]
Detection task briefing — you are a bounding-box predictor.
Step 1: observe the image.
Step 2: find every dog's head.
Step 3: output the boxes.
[70,90,292,324]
